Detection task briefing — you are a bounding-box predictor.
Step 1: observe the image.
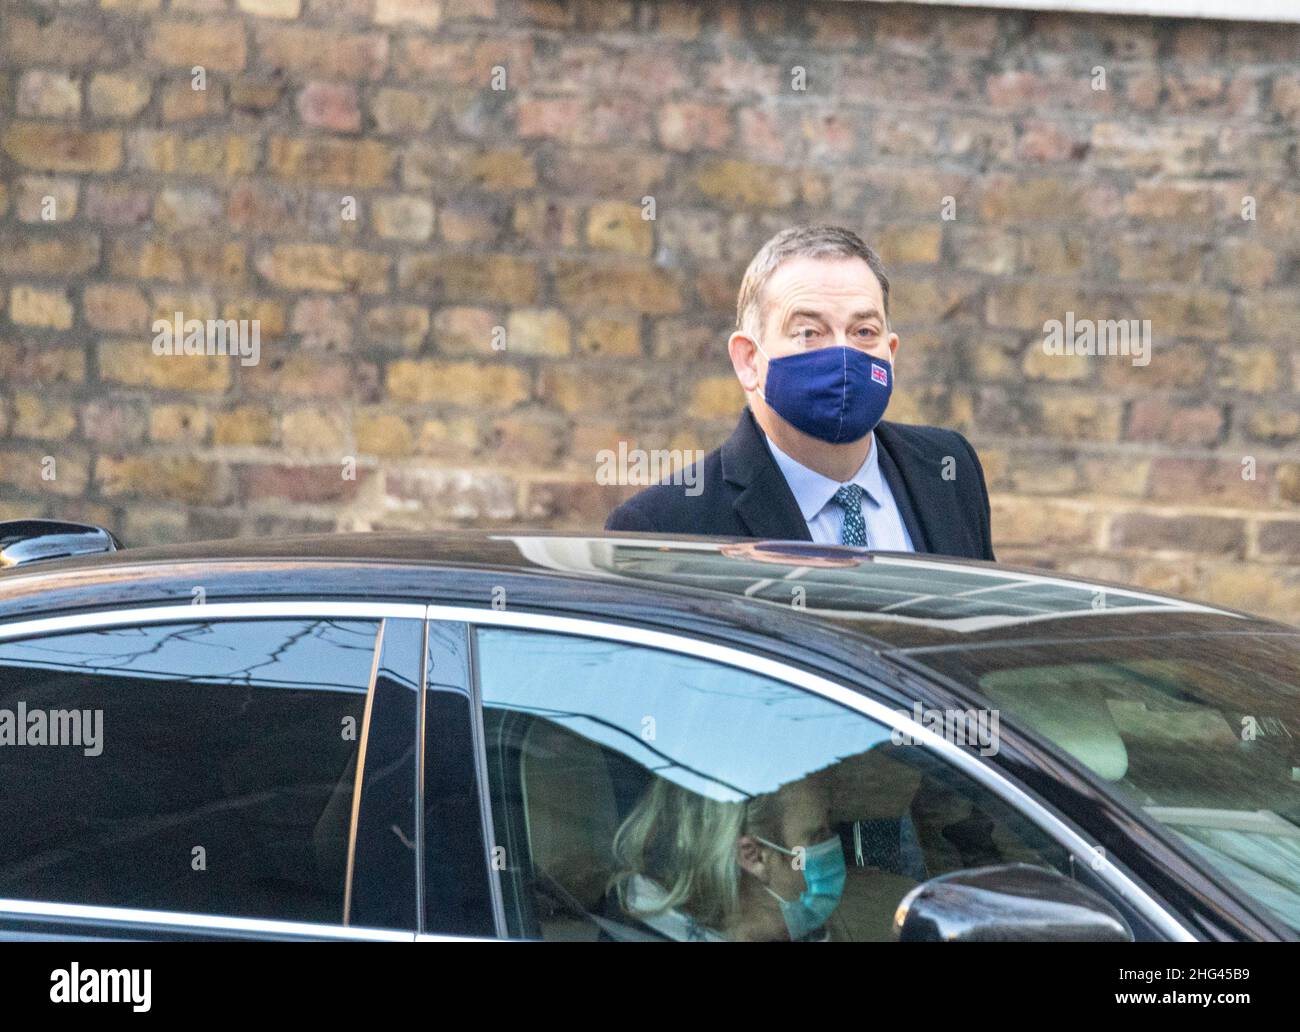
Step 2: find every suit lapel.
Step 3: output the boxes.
[874,421,967,556]
[721,410,812,541]
[874,437,929,552]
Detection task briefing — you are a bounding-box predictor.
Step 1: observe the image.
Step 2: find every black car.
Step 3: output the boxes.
[0,520,1295,942]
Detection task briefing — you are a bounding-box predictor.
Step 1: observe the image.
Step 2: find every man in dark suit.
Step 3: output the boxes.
[606,224,994,561]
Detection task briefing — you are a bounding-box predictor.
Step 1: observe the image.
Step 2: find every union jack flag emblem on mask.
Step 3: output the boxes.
[871,363,889,385]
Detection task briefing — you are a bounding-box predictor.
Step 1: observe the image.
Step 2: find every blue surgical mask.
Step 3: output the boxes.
[755,834,847,941]
[756,343,892,444]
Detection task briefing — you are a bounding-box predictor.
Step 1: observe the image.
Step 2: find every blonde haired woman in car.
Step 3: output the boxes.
[609,772,847,942]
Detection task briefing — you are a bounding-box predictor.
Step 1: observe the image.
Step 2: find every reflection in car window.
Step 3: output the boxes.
[0,619,379,924]
[917,633,1300,932]
[476,628,1071,941]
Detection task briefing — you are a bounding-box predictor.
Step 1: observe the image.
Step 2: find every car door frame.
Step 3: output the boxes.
[429,602,1198,943]
[0,600,430,942]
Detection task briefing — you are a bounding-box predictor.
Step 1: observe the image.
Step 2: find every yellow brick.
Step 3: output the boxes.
[576,317,640,357]
[688,375,743,419]
[586,201,653,256]
[1022,345,1094,382]
[355,409,414,456]
[1216,347,1280,393]
[14,177,78,223]
[150,291,218,324]
[238,0,301,17]
[4,233,99,276]
[267,136,394,188]
[255,244,390,293]
[147,19,247,71]
[506,309,570,357]
[160,82,226,122]
[0,446,90,496]
[414,415,479,455]
[214,405,275,446]
[372,195,435,241]
[89,73,152,119]
[10,285,74,329]
[433,306,499,355]
[399,254,538,304]
[99,340,232,393]
[878,224,942,265]
[991,497,1097,547]
[222,298,287,337]
[693,158,799,209]
[0,343,86,383]
[364,304,429,351]
[538,366,653,416]
[150,404,211,443]
[1039,395,1123,442]
[281,408,350,454]
[129,131,257,177]
[17,70,81,118]
[12,392,77,439]
[552,260,683,314]
[469,148,536,191]
[374,0,442,27]
[387,359,530,407]
[96,454,226,504]
[3,123,122,173]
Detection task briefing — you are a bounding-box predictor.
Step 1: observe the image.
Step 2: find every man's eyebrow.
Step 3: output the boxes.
[783,307,884,324]
[783,308,826,324]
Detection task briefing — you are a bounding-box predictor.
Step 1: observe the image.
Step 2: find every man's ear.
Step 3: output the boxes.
[728,331,762,394]
[887,330,900,364]
[736,834,768,880]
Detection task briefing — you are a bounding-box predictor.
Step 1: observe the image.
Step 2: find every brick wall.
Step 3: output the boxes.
[1,0,1297,620]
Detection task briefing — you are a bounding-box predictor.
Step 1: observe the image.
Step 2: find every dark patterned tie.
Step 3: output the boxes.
[834,484,868,547]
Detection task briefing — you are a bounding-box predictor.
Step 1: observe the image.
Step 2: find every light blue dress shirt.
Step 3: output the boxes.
[766,432,916,551]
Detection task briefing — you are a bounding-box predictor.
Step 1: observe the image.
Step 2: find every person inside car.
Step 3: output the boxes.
[608,771,846,941]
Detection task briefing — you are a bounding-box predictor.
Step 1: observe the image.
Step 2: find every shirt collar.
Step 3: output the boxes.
[766,432,885,523]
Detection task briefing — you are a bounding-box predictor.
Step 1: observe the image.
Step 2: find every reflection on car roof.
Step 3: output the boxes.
[503,535,1238,636]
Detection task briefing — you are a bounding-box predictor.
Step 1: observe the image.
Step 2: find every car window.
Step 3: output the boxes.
[474,627,1075,942]
[0,618,379,925]
[914,634,1300,934]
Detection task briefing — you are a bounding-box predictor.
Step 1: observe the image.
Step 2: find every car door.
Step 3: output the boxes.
[0,601,427,941]
[432,608,1192,942]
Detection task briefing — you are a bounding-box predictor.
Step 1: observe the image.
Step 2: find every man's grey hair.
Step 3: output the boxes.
[735,225,891,342]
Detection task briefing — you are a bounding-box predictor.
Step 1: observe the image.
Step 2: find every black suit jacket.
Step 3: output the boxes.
[605,410,995,561]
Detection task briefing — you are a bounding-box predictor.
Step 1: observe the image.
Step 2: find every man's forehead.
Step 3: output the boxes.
[762,256,885,315]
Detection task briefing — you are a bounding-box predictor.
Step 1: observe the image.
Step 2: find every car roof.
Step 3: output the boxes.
[0,530,1291,651]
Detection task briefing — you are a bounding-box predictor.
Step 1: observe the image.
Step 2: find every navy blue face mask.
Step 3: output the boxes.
[757,343,893,445]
